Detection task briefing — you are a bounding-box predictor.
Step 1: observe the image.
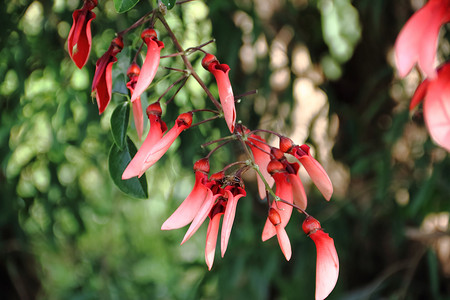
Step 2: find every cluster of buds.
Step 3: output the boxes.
[67,1,339,299]
[395,0,450,152]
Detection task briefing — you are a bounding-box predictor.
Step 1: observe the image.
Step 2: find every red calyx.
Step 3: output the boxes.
[83,0,98,10]
[268,208,281,226]
[267,160,285,175]
[193,158,210,173]
[127,62,141,79]
[202,53,218,70]
[111,36,124,56]
[177,112,193,128]
[270,147,284,160]
[146,102,162,117]
[141,28,158,43]
[279,136,294,153]
[302,216,321,235]
[210,171,225,182]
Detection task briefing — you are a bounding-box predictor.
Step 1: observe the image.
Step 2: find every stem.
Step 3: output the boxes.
[165,76,189,105]
[132,42,144,64]
[249,128,283,138]
[222,161,248,173]
[157,13,222,111]
[201,136,235,148]
[190,115,221,128]
[234,89,257,100]
[206,140,233,159]
[117,10,155,37]
[277,198,309,216]
[157,75,187,103]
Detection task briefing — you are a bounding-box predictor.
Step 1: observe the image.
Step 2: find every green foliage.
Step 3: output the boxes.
[110,101,130,149]
[114,0,140,13]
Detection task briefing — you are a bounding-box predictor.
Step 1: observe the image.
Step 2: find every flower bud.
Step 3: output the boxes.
[176,112,193,128]
[146,102,162,117]
[270,147,284,160]
[279,136,294,153]
[268,208,281,226]
[83,0,98,10]
[193,158,210,173]
[302,216,321,235]
[111,36,124,56]
[127,62,141,79]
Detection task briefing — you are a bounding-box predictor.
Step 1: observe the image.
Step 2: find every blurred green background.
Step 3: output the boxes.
[1,0,450,299]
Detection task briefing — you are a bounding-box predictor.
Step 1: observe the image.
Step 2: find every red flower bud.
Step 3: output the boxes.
[141,28,158,43]
[202,53,218,70]
[302,216,321,235]
[127,62,141,78]
[279,136,294,153]
[194,158,210,173]
[268,208,281,226]
[267,160,285,175]
[146,102,163,117]
[270,147,284,160]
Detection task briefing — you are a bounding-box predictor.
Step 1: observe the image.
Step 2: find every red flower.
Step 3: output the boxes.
[205,199,226,270]
[202,54,236,133]
[246,134,274,199]
[161,158,211,230]
[122,103,167,180]
[91,36,124,114]
[395,0,450,79]
[303,216,339,300]
[126,63,144,140]
[130,29,165,103]
[68,0,97,69]
[410,63,450,151]
[289,144,333,201]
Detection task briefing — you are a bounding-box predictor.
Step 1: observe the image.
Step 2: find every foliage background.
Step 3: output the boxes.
[1,0,450,299]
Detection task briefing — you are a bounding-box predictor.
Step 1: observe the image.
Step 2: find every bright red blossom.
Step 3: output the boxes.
[394,0,450,79]
[303,216,339,300]
[130,29,165,103]
[68,0,97,69]
[246,134,274,199]
[91,36,124,114]
[202,54,237,133]
[410,63,450,151]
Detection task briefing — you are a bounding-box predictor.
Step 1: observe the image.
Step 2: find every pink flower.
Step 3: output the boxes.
[91,36,124,114]
[122,103,167,180]
[68,0,97,69]
[126,63,144,140]
[410,63,450,151]
[303,216,339,300]
[161,158,211,230]
[205,199,226,270]
[130,29,164,103]
[289,144,333,201]
[394,0,450,79]
[246,134,274,199]
[202,54,236,133]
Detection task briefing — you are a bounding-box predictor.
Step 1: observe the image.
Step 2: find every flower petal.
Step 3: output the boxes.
[132,98,144,140]
[68,9,95,69]
[410,78,429,111]
[131,38,164,103]
[287,173,307,210]
[220,188,245,257]
[205,213,223,271]
[309,230,339,300]
[161,171,209,230]
[247,135,274,199]
[275,225,292,261]
[181,190,216,245]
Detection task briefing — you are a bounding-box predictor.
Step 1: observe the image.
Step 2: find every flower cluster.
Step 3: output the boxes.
[395,0,450,151]
[67,1,339,299]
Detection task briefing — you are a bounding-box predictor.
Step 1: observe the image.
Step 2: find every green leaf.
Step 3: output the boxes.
[109,137,148,199]
[111,102,130,150]
[161,0,176,10]
[114,0,140,13]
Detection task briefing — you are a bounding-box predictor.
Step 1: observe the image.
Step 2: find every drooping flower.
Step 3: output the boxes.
[91,36,124,114]
[138,112,193,176]
[161,158,211,230]
[302,216,339,300]
[280,137,333,201]
[205,199,226,270]
[246,134,274,199]
[202,53,236,133]
[122,102,167,180]
[262,160,294,261]
[126,63,144,140]
[409,63,450,151]
[68,0,97,69]
[130,29,165,103]
[394,0,450,79]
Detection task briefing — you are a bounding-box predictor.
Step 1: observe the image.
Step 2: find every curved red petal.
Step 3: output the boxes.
[138,116,191,176]
[220,189,245,257]
[68,9,96,69]
[262,173,293,241]
[309,230,339,300]
[132,98,144,140]
[181,190,216,245]
[205,213,223,271]
[287,173,307,210]
[122,114,166,179]
[395,0,450,78]
[298,155,333,201]
[424,64,450,151]
[247,135,274,199]
[161,172,209,230]
[410,79,429,111]
[275,225,292,261]
[95,56,116,114]
[210,63,236,133]
[130,39,164,103]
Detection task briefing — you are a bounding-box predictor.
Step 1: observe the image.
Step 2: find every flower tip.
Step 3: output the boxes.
[202,53,218,70]
[146,102,162,117]
[302,216,321,235]
[141,28,158,42]
[177,112,193,128]
[127,62,141,78]
[279,136,294,153]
